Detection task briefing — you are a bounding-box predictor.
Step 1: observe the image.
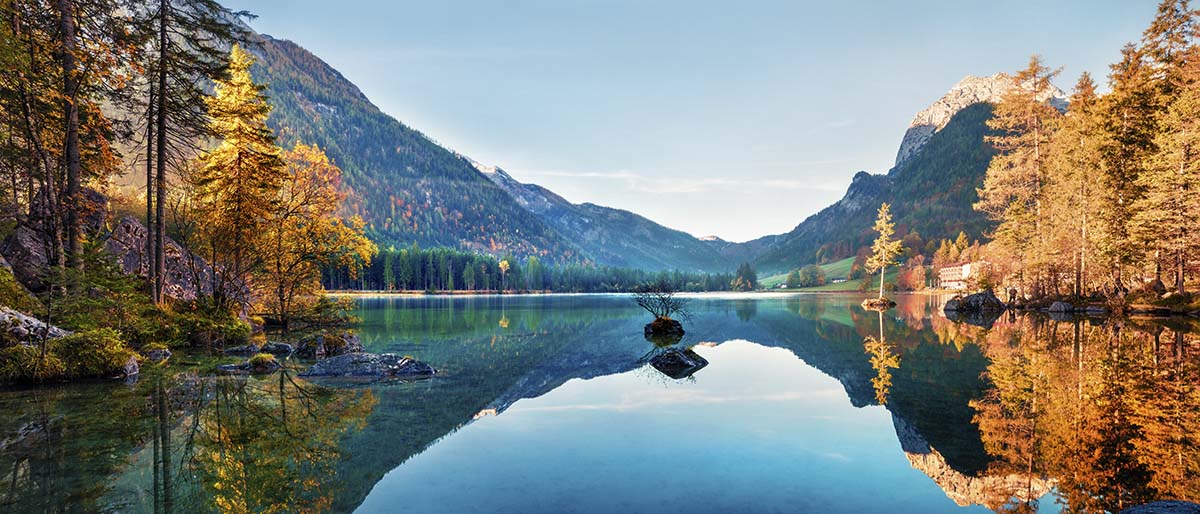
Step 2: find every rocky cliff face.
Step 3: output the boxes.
[894,74,1066,167]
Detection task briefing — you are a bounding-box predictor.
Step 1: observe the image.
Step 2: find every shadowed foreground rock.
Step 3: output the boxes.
[944,290,1006,313]
[104,216,249,304]
[1120,501,1200,514]
[300,353,435,379]
[649,347,708,379]
[0,307,71,344]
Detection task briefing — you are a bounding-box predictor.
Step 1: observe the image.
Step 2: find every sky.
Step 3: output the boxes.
[232,0,1155,242]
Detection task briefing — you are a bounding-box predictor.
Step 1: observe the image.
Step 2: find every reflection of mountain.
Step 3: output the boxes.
[327,296,1001,512]
[892,413,1052,508]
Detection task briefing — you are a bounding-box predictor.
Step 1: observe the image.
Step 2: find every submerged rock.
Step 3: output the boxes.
[649,348,708,379]
[644,317,684,338]
[299,352,435,379]
[295,332,363,359]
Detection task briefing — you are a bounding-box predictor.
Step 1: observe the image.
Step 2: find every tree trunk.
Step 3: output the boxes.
[154,0,169,303]
[57,0,81,268]
[878,265,885,299]
[146,85,157,301]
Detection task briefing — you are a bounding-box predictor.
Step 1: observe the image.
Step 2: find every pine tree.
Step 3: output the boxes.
[975,55,1062,296]
[1046,73,1105,296]
[1131,46,1200,295]
[195,44,286,311]
[866,203,903,299]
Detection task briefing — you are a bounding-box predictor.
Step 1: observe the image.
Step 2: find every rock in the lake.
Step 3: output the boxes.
[299,352,435,379]
[260,342,295,356]
[649,347,708,379]
[1120,501,1200,514]
[143,348,172,364]
[944,290,1006,313]
[295,332,363,359]
[862,297,897,311]
[217,354,282,375]
[1047,301,1074,313]
[0,307,71,346]
[643,317,684,338]
[223,343,261,357]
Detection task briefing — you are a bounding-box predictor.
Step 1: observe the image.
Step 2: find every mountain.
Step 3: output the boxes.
[250,35,585,263]
[471,161,731,272]
[251,34,731,272]
[744,75,1067,274]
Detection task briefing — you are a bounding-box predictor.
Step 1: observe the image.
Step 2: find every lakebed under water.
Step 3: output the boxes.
[1,293,1197,513]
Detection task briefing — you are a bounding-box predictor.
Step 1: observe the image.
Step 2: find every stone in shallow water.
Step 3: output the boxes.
[1120,501,1200,514]
[260,342,295,356]
[299,352,435,379]
[649,348,708,379]
[223,343,260,357]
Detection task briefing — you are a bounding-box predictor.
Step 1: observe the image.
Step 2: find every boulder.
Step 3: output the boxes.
[1047,301,1074,313]
[649,347,708,379]
[217,355,282,375]
[223,343,260,357]
[295,332,363,359]
[944,290,1006,313]
[862,297,896,311]
[1120,501,1200,514]
[103,216,249,305]
[643,317,684,338]
[260,342,295,356]
[121,355,140,378]
[299,352,435,379]
[0,307,71,346]
[0,225,50,293]
[143,348,172,364]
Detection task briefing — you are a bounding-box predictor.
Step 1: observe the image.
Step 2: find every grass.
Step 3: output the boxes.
[760,257,882,291]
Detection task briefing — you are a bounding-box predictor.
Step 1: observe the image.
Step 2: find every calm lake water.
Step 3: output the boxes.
[1,293,1198,513]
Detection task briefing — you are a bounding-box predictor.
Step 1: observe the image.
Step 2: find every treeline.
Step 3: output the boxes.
[978,1,1200,300]
[323,245,744,293]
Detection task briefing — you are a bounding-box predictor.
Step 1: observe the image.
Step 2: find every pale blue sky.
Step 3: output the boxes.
[233,0,1154,242]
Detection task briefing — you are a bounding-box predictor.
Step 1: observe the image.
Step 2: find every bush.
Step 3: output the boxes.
[0,266,42,314]
[0,345,65,382]
[51,328,136,378]
[173,308,251,348]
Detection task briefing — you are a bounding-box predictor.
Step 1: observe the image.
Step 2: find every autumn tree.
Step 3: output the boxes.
[194,44,285,311]
[1130,46,1200,295]
[256,143,375,328]
[975,56,1062,297]
[866,203,903,299]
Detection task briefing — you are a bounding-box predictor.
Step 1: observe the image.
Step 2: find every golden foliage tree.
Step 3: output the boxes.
[865,203,903,299]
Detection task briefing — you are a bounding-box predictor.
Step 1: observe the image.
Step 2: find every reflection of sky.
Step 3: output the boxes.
[356,340,993,513]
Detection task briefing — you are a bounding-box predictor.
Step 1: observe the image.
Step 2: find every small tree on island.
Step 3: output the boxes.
[634,279,690,321]
[865,203,903,301]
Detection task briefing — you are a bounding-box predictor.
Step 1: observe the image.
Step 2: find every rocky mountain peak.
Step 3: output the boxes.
[894,73,1067,167]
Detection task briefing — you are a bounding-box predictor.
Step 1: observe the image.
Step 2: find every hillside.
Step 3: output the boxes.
[475,163,731,272]
[249,35,584,262]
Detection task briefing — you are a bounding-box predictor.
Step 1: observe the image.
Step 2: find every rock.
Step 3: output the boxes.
[862,297,897,310]
[217,356,282,375]
[299,352,435,379]
[1141,278,1168,296]
[643,317,684,338]
[295,332,363,359]
[944,290,1006,313]
[649,348,708,379]
[1085,305,1108,315]
[77,187,109,236]
[260,342,294,356]
[143,348,172,364]
[1119,501,1200,514]
[121,356,140,378]
[102,216,249,305]
[895,74,1067,167]
[0,225,50,292]
[0,307,71,346]
[223,343,260,357]
[1047,301,1074,313]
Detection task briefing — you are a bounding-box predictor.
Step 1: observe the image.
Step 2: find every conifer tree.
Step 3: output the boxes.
[866,203,903,299]
[195,44,285,310]
[1046,73,1105,296]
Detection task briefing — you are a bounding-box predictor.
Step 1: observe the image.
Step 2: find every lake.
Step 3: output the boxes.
[1,293,1197,513]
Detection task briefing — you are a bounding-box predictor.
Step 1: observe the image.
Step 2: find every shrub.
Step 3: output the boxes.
[0,266,42,314]
[51,328,137,378]
[0,345,65,382]
[248,353,277,367]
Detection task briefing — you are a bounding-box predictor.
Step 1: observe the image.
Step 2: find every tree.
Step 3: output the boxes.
[498,259,510,292]
[975,56,1062,296]
[798,264,825,288]
[194,44,285,311]
[633,279,689,320]
[732,262,757,291]
[256,143,375,328]
[866,203,903,299]
[1131,46,1200,295]
[785,270,801,288]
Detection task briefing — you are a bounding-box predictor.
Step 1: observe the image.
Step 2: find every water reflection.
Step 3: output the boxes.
[0,294,1197,513]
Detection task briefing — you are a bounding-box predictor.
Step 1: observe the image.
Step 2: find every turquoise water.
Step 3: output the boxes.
[1,293,1197,513]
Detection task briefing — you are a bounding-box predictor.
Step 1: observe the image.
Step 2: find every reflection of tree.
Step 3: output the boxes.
[192,371,376,513]
[1130,329,1200,501]
[864,310,899,404]
[734,299,757,322]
